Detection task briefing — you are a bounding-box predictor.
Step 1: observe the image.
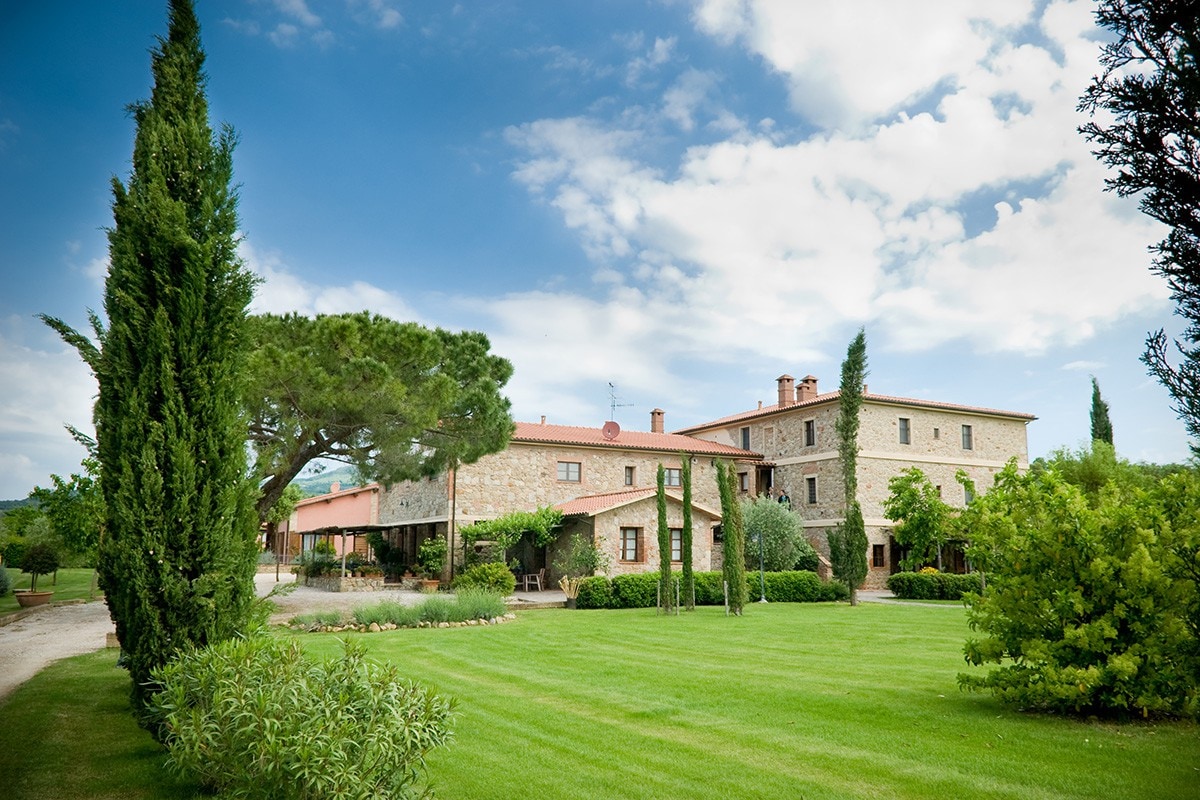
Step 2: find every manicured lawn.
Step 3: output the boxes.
[1,567,102,614]
[1,602,1196,799]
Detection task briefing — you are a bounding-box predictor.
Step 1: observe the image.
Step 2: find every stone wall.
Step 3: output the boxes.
[304,575,386,592]
[377,474,449,523]
[453,443,727,522]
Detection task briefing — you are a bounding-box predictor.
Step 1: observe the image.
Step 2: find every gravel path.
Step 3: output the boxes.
[0,573,562,702]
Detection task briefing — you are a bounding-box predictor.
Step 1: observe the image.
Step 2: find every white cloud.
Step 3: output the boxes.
[504,0,1170,365]
[1062,360,1105,371]
[241,241,422,323]
[692,0,1036,130]
[274,0,322,28]
[0,317,96,498]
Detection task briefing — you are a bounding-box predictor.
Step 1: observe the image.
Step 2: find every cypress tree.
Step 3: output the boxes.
[718,461,748,615]
[680,453,694,611]
[94,0,258,730]
[1090,376,1114,446]
[656,463,673,613]
[829,328,869,605]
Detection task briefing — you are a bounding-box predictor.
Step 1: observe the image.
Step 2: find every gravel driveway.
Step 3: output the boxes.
[0,572,560,702]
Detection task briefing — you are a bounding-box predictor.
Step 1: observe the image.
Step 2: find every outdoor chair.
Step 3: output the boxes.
[523,568,544,591]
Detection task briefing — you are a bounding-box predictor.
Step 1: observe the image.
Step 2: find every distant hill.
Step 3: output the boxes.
[291,465,362,497]
[0,498,37,513]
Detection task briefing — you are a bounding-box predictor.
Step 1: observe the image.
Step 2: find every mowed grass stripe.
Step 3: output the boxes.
[302,603,1198,799]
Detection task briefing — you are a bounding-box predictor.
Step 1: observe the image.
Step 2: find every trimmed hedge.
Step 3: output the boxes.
[575,571,845,609]
[887,571,982,600]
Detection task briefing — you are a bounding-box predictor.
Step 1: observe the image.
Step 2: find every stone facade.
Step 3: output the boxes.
[366,376,1033,591]
[454,443,726,523]
[676,380,1034,590]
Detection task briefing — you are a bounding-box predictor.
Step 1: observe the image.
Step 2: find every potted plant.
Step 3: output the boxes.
[416,537,447,592]
[553,533,609,609]
[15,542,60,608]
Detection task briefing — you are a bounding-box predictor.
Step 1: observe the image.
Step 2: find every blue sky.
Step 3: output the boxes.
[0,0,1192,500]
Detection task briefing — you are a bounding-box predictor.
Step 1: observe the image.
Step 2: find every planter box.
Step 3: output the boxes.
[15,590,54,608]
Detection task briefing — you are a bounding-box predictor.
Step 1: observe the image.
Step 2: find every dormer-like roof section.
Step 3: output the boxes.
[555,487,721,519]
[673,390,1036,434]
[512,421,760,458]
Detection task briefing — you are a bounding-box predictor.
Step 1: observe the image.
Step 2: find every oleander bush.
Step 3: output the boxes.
[452,561,517,596]
[150,635,454,800]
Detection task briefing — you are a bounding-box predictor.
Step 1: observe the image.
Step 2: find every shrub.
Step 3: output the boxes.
[290,610,346,629]
[417,537,448,579]
[20,543,60,591]
[2,539,28,570]
[452,562,517,596]
[418,595,456,624]
[0,566,10,597]
[793,541,819,573]
[453,588,507,621]
[611,573,659,608]
[573,571,843,609]
[256,550,277,566]
[575,576,614,609]
[887,571,981,600]
[150,636,453,800]
[758,570,824,602]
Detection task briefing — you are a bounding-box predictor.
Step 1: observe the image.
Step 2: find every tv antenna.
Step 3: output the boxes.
[607,382,633,420]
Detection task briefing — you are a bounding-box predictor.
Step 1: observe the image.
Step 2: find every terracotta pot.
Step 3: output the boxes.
[15,590,54,608]
[419,579,440,593]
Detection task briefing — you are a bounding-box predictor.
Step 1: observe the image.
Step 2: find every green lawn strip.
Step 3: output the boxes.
[302,604,1199,800]
[0,650,200,800]
[1,567,103,614]
[0,602,1195,800]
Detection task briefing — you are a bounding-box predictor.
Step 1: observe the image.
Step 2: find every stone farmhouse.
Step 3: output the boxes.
[364,372,1034,590]
[676,375,1035,588]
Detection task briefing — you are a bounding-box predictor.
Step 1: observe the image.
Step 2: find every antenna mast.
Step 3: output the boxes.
[607,382,633,420]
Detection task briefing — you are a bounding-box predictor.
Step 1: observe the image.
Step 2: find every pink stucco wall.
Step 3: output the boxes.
[291,484,380,556]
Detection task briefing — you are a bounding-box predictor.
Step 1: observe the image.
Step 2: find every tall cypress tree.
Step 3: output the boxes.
[680,453,694,611]
[1090,376,1114,446]
[828,329,869,605]
[718,460,748,615]
[656,463,674,613]
[83,0,257,730]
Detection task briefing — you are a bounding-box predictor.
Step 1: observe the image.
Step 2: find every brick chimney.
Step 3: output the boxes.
[650,408,665,433]
[776,374,795,407]
[796,375,818,403]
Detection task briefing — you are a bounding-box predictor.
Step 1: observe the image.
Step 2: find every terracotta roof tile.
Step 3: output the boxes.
[555,487,721,519]
[673,391,1036,433]
[512,421,759,458]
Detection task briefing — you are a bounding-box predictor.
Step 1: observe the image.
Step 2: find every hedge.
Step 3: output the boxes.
[575,571,845,609]
[886,571,982,600]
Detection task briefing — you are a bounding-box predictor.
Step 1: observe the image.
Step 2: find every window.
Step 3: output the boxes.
[933,427,940,440]
[898,417,911,445]
[738,472,749,492]
[961,424,973,450]
[964,485,975,504]
[557,461,581,482]
[620,527,643,562]
[670,528,683,562]
[872,544,886,568]
[935,484,943,498]
[624,466,635,486]
[806,476,818,505]
[664,468,681,487]
[804,419,816,447]
[740,426,751,450]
